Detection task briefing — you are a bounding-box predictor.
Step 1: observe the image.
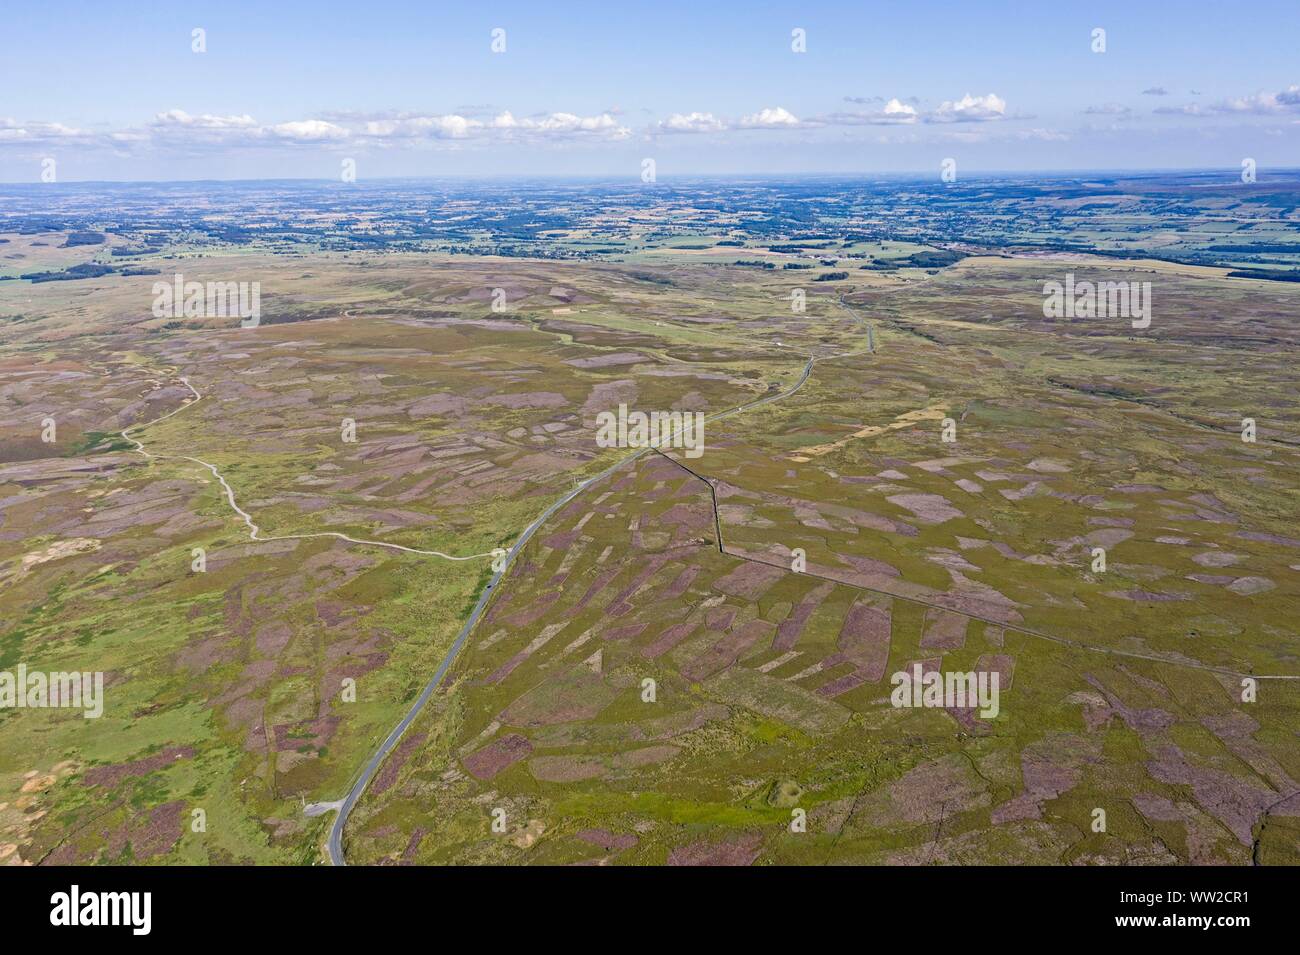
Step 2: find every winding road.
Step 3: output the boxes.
[323,295,1300,865]
[115,321,836,866]
[325,347,827,864]
[120,297,1294,867]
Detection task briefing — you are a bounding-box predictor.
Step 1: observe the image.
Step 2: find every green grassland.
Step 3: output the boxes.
[1,241,1297,866]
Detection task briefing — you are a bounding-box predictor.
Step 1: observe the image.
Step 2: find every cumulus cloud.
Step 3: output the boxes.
[649,101,922,134]
[149,109,342,147]
[152,110,258,130]
[821,98,919,126]
[737,106,803,128]
[652,105,829,134]
[356,110,631,141]
[0,118,92,143]
[269,120,349,142]
[655,111,726,134]
[362,114,480,139]
[0,106,634,155]
[882,98,920,120]
[927,92,1007,123]
[1213,86,1300,114]
[1155,85,1300,117]
[824,93,1016,126]
[489,111,630,138]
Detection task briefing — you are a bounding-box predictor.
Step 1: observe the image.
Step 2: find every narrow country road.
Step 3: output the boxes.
[120,302,1297,871]
[111,320,839,866]
[326,336,839,863]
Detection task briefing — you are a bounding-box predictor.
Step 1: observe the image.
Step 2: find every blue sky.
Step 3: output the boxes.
[3,0,1299,181]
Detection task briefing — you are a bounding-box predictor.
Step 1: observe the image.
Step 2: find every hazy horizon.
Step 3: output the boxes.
[5,165,1300,188]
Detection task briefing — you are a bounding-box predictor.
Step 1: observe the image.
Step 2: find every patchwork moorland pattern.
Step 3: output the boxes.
[2,243,1297,866]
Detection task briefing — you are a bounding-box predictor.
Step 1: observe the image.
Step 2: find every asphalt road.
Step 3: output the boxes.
[326,352,821,864]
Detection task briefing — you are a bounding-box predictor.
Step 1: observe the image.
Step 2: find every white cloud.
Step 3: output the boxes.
[269,120,349,142]
[883,98,918,120]
[1155,85,1300,117]
[145,110,345,147]
[928,92,1007,123]
[51,107,637,152]
[503,111,630,137]
[1212,86,1299,114]
[831,93,1017,126]
[152,110,258,130]
[737,106,802,128]
[355,109,631,142]
[656,111,726,134]
[0,118,92,142]
[822,98,918,126]
[364,115,481,139]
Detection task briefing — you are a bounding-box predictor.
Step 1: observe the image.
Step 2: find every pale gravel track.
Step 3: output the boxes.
[119,376,495,562]
[106,349,828,865]
[122,297,1297,871]
[326,328,843,864]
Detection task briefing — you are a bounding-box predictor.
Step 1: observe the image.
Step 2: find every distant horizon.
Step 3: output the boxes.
[5,165,1300,189]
